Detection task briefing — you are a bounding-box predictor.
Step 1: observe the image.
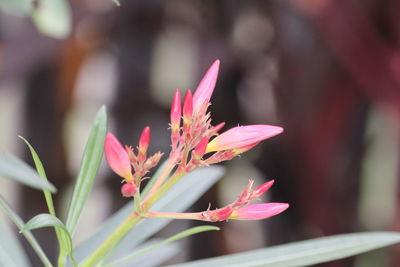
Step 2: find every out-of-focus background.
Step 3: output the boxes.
[1,0,400,266]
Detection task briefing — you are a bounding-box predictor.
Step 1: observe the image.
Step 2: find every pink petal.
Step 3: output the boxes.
[104,133,132,179]
[230,203,289,220]
[170,89,182,130]
[205,125,284,153]
[192,60,220,114]
[252,180,275,199]
[183,90,193,123]
[139,126,151,152]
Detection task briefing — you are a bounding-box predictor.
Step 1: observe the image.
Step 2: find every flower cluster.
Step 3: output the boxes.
[201,180,288,221]
[104,59,288,221]
[104,127,162,197]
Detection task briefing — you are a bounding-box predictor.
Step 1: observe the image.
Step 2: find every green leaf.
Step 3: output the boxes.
[74,166,225,262]
[22,213,76,265]
[0,195,52,267]
[19,136,57,214]
[65,106,107,236]
[0,153,56,192]
[31,0,71,39]
[0,0,33,15]
[107,238,181,267]
[168,232,400,267]
[19,136,70,265]
[106,226,219,267]
[0,216,30,267]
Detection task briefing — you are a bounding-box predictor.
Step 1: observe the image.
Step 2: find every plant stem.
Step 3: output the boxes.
[143,158,176,201]
[141,170,185,211]
[82,160,192,266]
[80,214,141,267]
[146,211,202,220]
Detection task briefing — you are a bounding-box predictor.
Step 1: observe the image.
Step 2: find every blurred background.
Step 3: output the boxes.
[0,0,400,266]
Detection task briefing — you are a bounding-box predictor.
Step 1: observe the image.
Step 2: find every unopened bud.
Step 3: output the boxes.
[234,180,254,207]
[251,180,274,199]
[105,133,133,182]
[193,137,209,161]
[170,89,182,131]
[121,183,136,197]
[229,203,289,220]
[209,122,225,135]
[183,90,193,133]
[144,152,163,170]
[203,206,233,222]
[138,126,151,162]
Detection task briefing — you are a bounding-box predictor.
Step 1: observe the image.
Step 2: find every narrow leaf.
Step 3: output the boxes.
[19,136,71,264]
[0,195,52,267]
[0,153,56,192]
[31,0,71,38]
[168,232,400,267]
[66,106,107,236]
[0,216,30,267]
[74,166,225,262]
[22,214,76,265]
[19,136,57,215]
[106,226,219,267]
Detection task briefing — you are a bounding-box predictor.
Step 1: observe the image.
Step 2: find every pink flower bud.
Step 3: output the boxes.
[121,183,136,197]
[105,133,133,181]
[234,180,254,207]
[138,126,150,162]
[229,203,289,220]
[210,122,225,134]
[183,90,193,133]
[183,90,193,122]
[170,89,182,131]
[193,60,220,114]
[251,180,274,199]
[205,125,284,153]
[144,152,163,170]
[202,206,233,222]
[193,137,209,160]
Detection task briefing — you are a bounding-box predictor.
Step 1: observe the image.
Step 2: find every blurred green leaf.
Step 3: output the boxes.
[74,166,225,263]
[19,136,69,265]
[0,216,30,267]
[22,213,76,265]
[106,238,181,267]
[0,153,56,192]
[0,195,52,267]
[169,232,400,267]
[0,0,33,15]
[106,226,219,267]
[65,106,107,236]
[31,0,71,39]
[19,136,57,214]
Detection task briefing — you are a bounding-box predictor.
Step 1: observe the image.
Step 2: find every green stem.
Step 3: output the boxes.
[82,161,194,266]
[80,215,141,267]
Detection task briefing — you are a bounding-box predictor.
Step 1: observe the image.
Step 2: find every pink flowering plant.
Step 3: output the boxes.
[103,60,287,226]
[1,60,400,267]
